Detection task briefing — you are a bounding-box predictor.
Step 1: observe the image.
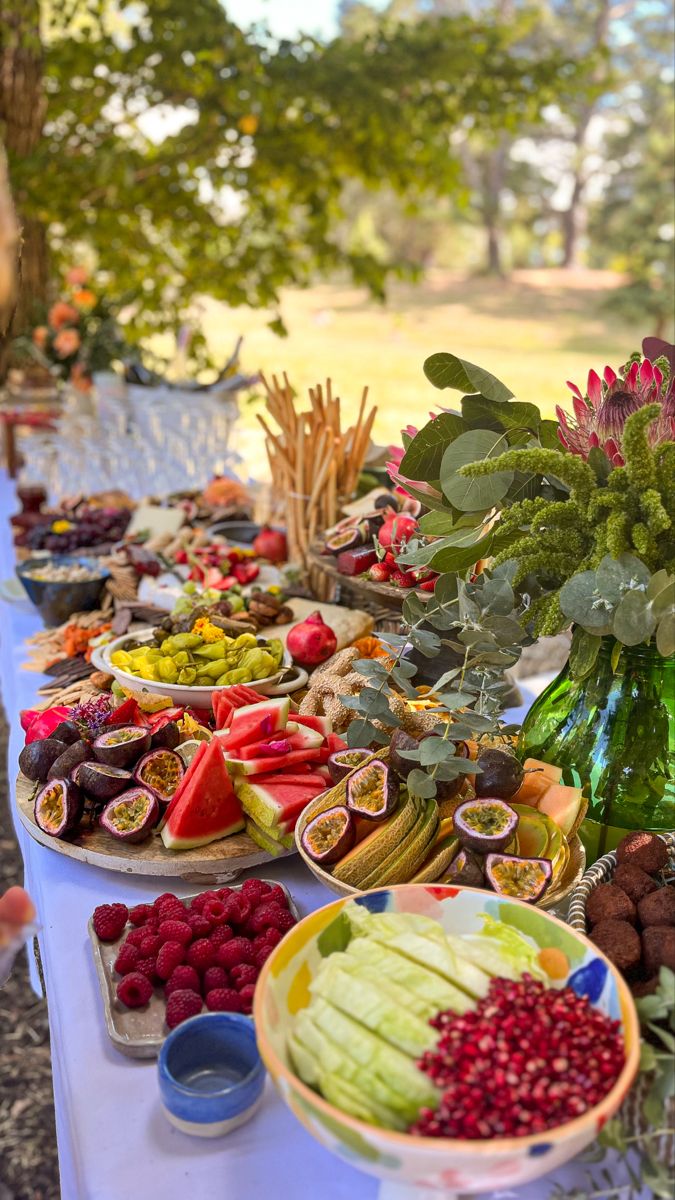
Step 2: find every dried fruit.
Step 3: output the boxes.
[134,748,185,804]
[453,798,518,854]
[485,853,552,902]
[93,726,151,769]
[98,787,159,843]
[327,748,371,784]
[346,759,398,820]
[34,778,83,838]
[474,749,524,800]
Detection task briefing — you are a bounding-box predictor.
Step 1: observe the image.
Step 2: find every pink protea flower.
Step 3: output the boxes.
[66,266,88,286]
[557,356,674,466]
[53,328,81,358]
[48,301,79,330]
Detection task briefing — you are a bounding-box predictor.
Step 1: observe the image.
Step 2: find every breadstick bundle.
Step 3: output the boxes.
[258,373,377,566]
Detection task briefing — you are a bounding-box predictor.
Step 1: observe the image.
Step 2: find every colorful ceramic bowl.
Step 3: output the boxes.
[158,1012,265,1137]
[254,884,639,1195]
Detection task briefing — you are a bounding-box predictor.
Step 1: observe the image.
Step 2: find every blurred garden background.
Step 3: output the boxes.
[2,0,674,444]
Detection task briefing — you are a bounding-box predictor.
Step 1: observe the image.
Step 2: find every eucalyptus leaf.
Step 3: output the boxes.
[398,412,467,482]
[461,393,540,434]
[408,627,442,657]
[647,568,673,603]
[433,690,475,708]
[346,719,388,749]
[406,769,437,800]
[352,658,390,680]
[656,611,675,656]
[560,572,615,631]
[651,580,675,619]
[596,553,651,603]
[433,574,460,606]
[401,592,428,624]
[612,590,657,646]
[423,353,514,403]
[568,626,602,679]
[440,429,514,512]
[479,576,515,615]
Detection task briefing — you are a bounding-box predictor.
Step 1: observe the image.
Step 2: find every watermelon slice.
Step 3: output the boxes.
[160,740,208,829]
[236,725,323,760]
[229,684,265,708]
[252,771,328,789]
[235,777,322,830]
[293,714,333,738]
[213,691,234,731]
[326,732,348,754]
[217,696,290,751]
[245,819,292,856]
[223,747,324,776]
[161,738,244,850]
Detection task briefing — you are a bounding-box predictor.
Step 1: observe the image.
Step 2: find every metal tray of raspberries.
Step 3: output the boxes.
[88,880,299,1058]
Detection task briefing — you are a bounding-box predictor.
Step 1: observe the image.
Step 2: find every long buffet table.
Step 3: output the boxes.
[0,471,646,1200]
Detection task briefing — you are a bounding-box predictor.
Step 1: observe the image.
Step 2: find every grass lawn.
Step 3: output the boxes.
[197,268,668,472]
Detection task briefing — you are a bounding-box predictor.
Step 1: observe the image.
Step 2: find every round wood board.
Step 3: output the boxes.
[15,772,291,884]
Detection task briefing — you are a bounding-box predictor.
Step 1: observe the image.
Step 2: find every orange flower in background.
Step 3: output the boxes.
[238,114,259,135]
[73,288,96,309]
[32,325,49,349]
[70,361,92,392]
[66,266,88,286]
[48,301,79,330]
[53,328,81,358]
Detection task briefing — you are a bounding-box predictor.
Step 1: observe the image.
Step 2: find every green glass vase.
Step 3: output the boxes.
[519,637,675,864]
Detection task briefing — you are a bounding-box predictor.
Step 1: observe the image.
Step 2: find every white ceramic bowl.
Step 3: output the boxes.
[91,627,306,708]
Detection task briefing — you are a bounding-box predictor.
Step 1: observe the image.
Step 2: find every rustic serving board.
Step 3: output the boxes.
[15,771,290,883]
[308,547,431,609]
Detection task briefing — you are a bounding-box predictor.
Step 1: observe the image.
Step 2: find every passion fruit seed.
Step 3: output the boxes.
[485,853,552,902]
[38,783,64,828]
[301,805,355,864]
[453,797,518,854]
[109,795,149,830]
[105,729,142,745]
[134,749,184,802]
[346,760,398,820]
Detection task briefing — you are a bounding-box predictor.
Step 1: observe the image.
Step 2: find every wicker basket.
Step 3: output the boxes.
[568,832,675,1163]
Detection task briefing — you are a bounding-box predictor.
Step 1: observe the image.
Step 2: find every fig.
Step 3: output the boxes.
[327,748,371,785]
[485,853,552,902]
[474,749,524,800]
[389,729,421,780]
[34,779,83,838]
[346,759,398,820]
[300,805,355,864]
[51,719,83,745]
[19,738,69,783]
[77,762,133,801]
[99,787,159,843]
[134,748,185,804]
[47,740,91,781]
[150,720,181,751]
[325,527,363,553]
[443,848,485,887]
[93,726,151,769]
[453,797,518,853]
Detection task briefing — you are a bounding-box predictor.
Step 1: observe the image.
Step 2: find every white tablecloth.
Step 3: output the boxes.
[0,472,646,1200]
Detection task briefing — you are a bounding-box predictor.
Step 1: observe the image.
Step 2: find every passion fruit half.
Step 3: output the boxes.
[327,748,371,785]
[485,853,552,902]
[443,847,485,888]
[300,805,355,864]
[346,759,398,820]
[134,748,185,804]
[34,778,83,838]
[19,738,69,783]
[99,787,159,843]
[453,797,518,853]
[93,726,151,769]
[78,762,133,802]
[325,527,363,553]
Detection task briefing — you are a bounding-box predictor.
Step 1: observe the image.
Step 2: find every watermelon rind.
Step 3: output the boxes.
[235,778,323,830]
[216,696,290,751]
[245,819,294,855]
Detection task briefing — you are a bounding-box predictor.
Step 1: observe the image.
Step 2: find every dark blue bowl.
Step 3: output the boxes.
[158,1012,265,1137]
[16,556,110,627]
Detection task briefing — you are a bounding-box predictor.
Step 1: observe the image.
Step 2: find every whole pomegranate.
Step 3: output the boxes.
[252,525,288,563]
[377,513,419,552]
[286,611,337,667]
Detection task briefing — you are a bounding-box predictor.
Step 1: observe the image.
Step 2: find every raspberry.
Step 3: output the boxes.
[241,878,272,904]
[135,956,158,981]
[185,911,211,939]
[250,904,295,935]
[186,938,216,972]
[114,943,140,976]
[205,988,242,1013]
[156,898,185,922]
[238,984,256,1014]
[158,919,192,946]
[128,903,154,927]
[231,963,258,989]
[92,903,128,942]
[116,972,153,1008]
[264,885,289,909]
[222,894,251,926]
[190,890,220,913]
[139,933,161,957]
[202,899,228,926]
[264,927,283,947]
[165,965,201,998]
[253,944,274,968]
[203,966,229,993]
[216,886,235,901]
[124,927,149,949]
[216,937,254,970]
[165,989,202,1029]
[209,925,233,949]
[154,892,178,909]
[156,941,186,980]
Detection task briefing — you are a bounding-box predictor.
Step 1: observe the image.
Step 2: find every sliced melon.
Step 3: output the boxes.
[513,810,550,858]
[524,758,563,784]
[538,783,583,836]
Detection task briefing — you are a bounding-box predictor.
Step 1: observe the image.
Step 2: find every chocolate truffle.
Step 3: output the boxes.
[586,882,636,928]
[642,926,675,977]
[616,831,668,875]
[637,885,675,929]
[613,863,659,906]
[592,919,641,974]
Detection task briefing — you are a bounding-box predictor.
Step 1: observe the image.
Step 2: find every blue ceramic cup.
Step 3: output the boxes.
[158,1013,265,1137]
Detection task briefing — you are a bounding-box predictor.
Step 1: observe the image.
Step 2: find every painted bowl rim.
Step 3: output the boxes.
[253,882,640,1156]
[159,1012,264,1099]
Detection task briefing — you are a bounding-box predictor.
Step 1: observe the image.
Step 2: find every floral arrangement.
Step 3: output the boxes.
[14,267,126,392]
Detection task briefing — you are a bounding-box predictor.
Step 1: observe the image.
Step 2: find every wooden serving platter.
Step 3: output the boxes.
[15,771,291,884]
[308,546,431,609]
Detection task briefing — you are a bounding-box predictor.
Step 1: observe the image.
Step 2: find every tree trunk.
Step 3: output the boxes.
[481,139,508,276]
[0,1,48,336]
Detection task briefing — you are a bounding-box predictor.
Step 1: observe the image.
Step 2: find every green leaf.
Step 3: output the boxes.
[428,531,495,573]
[440,430,514,512]
[560,572,615,632]
[567,627,602,679]
[596,552,651,602]
[408,627,442,657]
[419,736,458,766]
[479,576,515,615]
[656,611,675,656]
[539,420,563,450]
[461,393,540,434]
[418,509,470,536]
[587,446,612,484]
[423,354,514,403]
[612,590,657,646]
[346,718,387,749]
[406,769,437,799]
[398,412,467,483]
[433,690,474,708]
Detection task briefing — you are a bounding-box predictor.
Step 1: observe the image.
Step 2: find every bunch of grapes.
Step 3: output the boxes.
[26,507,132,553]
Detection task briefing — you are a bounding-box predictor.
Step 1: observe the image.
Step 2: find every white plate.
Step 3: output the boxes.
[91,627,307,707]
